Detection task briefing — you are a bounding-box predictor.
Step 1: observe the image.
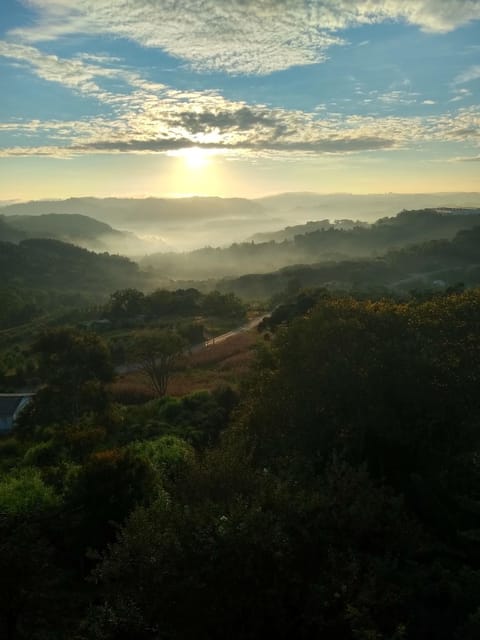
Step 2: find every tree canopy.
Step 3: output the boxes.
[132,329,187,397]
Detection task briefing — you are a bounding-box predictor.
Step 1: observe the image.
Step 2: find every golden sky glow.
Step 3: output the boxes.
[0,1,479,201]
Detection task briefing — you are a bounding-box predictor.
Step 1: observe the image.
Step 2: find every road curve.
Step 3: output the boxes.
[115,314,269,375]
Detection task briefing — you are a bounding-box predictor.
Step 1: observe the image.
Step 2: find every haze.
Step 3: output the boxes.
[3,5,480,637]
[1,0,479,205]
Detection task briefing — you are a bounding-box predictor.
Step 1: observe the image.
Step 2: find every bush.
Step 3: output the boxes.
[23,440,61,467]
[0,467,60,516]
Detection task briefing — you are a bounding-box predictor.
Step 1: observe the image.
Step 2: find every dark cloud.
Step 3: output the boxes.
[79,134,395,154]
[174,106,285,134]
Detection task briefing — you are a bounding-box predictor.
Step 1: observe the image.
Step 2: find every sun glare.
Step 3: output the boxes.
[182,147,210,169]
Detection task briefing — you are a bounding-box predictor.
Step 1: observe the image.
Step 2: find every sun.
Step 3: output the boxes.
[182,147,210,169]
[165,146,228,197]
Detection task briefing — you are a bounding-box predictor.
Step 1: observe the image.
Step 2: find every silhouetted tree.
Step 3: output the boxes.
[132,329,186,397]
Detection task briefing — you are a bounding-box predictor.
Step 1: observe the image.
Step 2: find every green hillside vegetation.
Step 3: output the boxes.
[142,208,480,279]
[294,208,480,256]
[0,216,27,243]
[218,225,480,299]
[0,239,144,330]
[0,238,141,291]
[247,218,368,243]
[2,290,480,638]
[0,213,151,254]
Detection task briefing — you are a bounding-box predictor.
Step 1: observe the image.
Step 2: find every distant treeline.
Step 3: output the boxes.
[218,225,480,299]
[142,208,480,279]
[104,287,246,322]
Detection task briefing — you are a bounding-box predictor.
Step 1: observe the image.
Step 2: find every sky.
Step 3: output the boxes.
[0,0,479,201]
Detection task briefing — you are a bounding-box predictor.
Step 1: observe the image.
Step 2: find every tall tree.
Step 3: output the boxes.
[24,328,113,426]
[132,329,186,397]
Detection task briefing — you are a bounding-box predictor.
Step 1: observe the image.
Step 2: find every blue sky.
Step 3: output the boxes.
[0,0,479,200]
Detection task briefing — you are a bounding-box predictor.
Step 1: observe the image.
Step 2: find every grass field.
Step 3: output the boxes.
[111,329,260,400]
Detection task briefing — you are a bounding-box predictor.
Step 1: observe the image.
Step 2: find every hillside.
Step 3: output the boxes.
[0,213,164,255]
[247,218,369,243]
[0,196,265,225]
[0,216,27,243]
[0,196,272,250]
[293,208,480,257]
[217,225,480,299]
[142,208,480,280]
[4,193,480,252]
[0,238,142,293]
[255,191,480,220]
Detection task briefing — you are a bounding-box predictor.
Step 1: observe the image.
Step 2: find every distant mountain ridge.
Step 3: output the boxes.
[247,218,369,243]
[0,196,270,251]
[0,196,265,229]
[3,193,479,252]
[218,225,480,299]
[255,192,480,220]
[0,213,167,255]
[141,208,480,280]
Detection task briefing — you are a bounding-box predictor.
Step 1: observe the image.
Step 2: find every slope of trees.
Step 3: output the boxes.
[105,287,246,322]
[87,290,480,639]
[142,208,480,280]
[0,240,145,329]
[0,239,141,292]
[2,290,480,638]
[219,225,480,298]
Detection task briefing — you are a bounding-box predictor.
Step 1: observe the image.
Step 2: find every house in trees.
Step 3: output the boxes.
[0,393,34,432]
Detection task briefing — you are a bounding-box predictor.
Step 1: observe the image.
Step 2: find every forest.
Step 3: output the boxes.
[2,0,480,634]
[1,204,480,638]
[142,208,480,279]
[1,286,480,639]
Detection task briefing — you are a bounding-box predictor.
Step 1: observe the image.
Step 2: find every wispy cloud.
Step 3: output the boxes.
[1,92,479,159]
[9,0,480,75]
[1,33,479,161]
[373,89,419,107]
[449,87,472,102]
[454,65,480,85]
[450,154,480,162]
[0,40,126,101]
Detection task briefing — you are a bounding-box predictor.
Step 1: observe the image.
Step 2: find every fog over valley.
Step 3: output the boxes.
[2,191,480,255]
[2,1,480,637]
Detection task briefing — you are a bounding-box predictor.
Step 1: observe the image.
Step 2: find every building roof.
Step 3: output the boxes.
[0,393,35,418]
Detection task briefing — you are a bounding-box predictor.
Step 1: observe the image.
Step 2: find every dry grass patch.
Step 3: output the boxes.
[190,331,257,367]
[115,329,259,398]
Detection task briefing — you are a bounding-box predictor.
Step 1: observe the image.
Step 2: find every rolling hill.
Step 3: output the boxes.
[0,238,143,293]
[217,226,480,299]
[141,208,480,280]
[0,213,164,255]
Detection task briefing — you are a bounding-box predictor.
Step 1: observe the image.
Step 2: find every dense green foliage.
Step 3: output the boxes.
[0,238,141,291]
[2,284,480,638]
[0,286,98,330]
[0,238,142,337]
[106,287,246,323]
[18,327,114,427]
